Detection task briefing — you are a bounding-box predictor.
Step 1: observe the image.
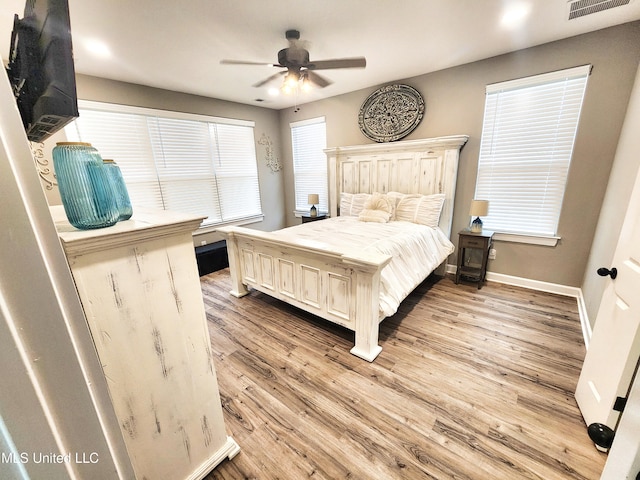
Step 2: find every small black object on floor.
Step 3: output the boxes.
[195,241,228,276]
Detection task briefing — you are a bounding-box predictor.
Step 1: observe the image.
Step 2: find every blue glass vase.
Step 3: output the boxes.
[53,142,119,230]
[103,159,133,221]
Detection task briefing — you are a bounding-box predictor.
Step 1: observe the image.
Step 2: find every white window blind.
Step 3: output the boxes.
[475,65,590,237]
[65,101,262,228]
[291,117,328,214]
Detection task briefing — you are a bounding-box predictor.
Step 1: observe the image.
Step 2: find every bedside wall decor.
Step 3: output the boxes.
[358,84,425,142]
[258,133,281,172]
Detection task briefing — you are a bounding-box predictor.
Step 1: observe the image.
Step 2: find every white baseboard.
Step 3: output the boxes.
[446,264,592,347]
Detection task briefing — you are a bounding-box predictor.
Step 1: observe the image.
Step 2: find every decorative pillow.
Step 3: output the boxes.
[358,209,390,223]
[340,192,371,216]
[386,191,406,207]
[395,193,446,227]
[358,193,394,223]
[364,193,394,213]
[385,191,405,220]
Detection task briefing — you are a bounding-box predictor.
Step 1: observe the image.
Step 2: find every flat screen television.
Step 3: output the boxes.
[5,0,78,143]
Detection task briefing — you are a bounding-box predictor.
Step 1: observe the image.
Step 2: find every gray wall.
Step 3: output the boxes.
[278,21,640,289]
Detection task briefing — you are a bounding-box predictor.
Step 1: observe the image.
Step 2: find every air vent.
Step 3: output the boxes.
[568,0,633,20]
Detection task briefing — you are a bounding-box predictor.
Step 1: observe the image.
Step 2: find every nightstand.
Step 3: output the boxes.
[455,229,494,289]
[301,214,327,223]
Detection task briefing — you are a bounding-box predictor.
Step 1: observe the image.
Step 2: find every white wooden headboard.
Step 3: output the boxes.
[324,135,468,238]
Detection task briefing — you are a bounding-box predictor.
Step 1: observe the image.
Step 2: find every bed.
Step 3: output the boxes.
[217,135,468,361]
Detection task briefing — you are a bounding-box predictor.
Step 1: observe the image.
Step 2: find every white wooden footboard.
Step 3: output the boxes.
[217,226,391,361]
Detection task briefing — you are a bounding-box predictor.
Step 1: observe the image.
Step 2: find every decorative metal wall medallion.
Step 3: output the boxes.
[358,84,425,142]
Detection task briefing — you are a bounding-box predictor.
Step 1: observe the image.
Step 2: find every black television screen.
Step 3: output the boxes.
[6,0,78,143]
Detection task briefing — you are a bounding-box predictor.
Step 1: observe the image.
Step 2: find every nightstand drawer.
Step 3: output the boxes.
[460,236,488,248]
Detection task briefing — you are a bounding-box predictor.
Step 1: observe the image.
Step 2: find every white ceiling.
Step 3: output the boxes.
[1,0,640,110]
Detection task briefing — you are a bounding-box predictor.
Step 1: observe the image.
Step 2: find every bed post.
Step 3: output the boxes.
[350,274,383,361]
[217,228,250,298]
[343,251,391,362]
[327,150,339,218]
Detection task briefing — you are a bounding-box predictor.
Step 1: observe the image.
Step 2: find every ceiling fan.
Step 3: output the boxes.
[220,29,366,90]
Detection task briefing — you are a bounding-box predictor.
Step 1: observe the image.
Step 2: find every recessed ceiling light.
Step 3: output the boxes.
[501,2,532,29]
[83,38,112,58]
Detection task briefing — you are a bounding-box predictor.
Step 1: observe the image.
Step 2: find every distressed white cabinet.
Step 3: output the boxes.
[52,206,239,480]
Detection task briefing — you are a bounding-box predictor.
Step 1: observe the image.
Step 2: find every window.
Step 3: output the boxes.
[65,100,262,228]
[475,65,590,242]
[291,117,327,214]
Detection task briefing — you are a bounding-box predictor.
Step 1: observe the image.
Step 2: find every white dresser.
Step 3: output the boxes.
[52,206,239,480]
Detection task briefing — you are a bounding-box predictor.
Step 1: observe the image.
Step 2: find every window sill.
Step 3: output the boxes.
[492,232,560,246]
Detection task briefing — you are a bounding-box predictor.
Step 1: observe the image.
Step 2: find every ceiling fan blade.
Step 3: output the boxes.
[305,71,332,88]
[220,59,274,66]
[252,71,286,88]
[308,57,366,70]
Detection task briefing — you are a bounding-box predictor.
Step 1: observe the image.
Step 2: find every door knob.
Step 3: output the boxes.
[597,267,618,279]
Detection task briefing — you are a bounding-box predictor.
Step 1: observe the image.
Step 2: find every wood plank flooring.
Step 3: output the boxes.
[201,269,606,480]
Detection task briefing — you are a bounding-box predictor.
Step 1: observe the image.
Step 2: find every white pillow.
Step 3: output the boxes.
[358,193,394,223]
[364,193,394,214]
[395,193,446,227]
[358,209,390,223]
[384,191,405,220]
[340,192,371,216]
[385,191,406,207]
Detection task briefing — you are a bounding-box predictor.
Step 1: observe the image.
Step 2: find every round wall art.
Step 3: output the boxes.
[358,84,425,142]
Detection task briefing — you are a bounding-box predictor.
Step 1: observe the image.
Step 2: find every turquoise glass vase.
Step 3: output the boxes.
[53,142,119,230]
[103,159,133,221]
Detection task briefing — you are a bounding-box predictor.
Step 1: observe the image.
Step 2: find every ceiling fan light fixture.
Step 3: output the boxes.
[280,70,313,95]
[300,73,313,92]
[284,71,300,88]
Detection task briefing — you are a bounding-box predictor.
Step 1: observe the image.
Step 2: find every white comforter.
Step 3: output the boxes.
[271,216,454,317]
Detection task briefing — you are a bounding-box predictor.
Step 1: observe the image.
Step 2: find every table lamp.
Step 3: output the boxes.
[469,199,489,233]
[308,193,319,217]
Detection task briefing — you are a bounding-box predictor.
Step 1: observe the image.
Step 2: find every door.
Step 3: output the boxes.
[575,166,640,432]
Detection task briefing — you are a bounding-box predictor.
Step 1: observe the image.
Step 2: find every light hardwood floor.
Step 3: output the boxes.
[201,269,606,480]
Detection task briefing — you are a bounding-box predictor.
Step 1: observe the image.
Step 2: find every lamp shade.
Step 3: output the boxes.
[308,194,319,205]
[469,199,489,217]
